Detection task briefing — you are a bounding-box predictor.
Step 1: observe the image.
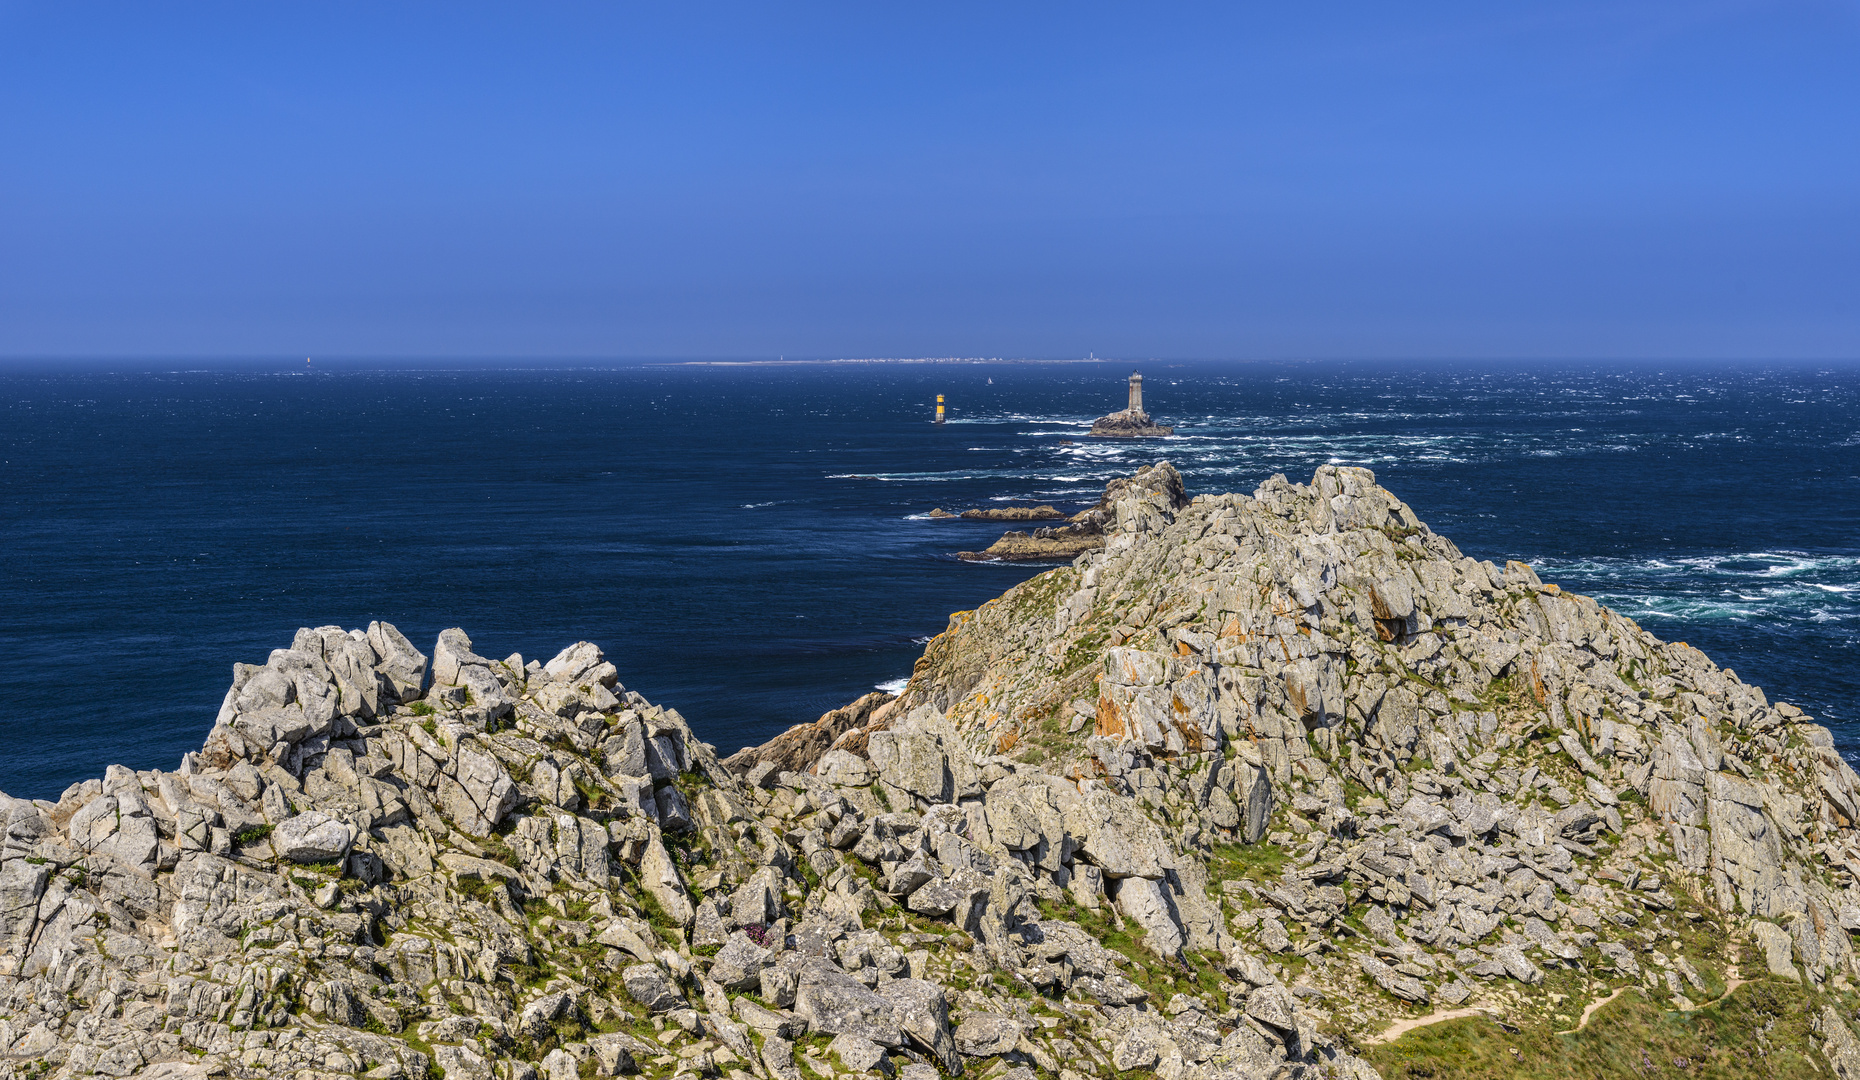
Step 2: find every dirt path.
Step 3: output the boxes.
[1367,1008,1489,1045]
[1375,952,1752,1045]
[1685,975,1749,1011]
[1556,987,1625,1035]
[1554,969,1752,1036]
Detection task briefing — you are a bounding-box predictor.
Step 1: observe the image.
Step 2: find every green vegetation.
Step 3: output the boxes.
[480,826,522,869]
[1207,840,1289,885]
[233,823,273,846]
[669,768,708,805]
[1033,894,1226,1002]
[1060,624,1112,678]
[407,701,435,717]
[618,866,681,934]
[454,875,503,906]
[663,822,713,867]
[1363,980,1835,1080]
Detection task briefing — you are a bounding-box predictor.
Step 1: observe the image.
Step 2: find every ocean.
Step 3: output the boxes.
[3,359,1856,800]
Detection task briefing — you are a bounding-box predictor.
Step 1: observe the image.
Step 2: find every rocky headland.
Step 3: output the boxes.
[8,463,1860,1080]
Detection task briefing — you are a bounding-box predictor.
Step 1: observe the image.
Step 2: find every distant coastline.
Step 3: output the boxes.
[669,356,1129,365]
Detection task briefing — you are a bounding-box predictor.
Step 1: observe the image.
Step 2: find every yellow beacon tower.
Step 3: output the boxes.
[935,394,945,424]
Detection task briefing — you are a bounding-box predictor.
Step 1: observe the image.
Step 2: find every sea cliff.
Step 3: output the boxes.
[5,464,1860,1080]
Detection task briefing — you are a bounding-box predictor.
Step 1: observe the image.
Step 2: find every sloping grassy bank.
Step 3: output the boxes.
[1363,978,1842,1080]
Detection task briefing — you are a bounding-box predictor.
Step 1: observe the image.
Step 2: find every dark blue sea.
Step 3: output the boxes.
[4,359,1857,801]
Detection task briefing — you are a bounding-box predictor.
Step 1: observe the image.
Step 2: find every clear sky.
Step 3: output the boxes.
[2,2,1857,359]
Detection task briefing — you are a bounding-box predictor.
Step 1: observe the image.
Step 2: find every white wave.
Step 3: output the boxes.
[875,677,911,694]
[740,501,776,509]
[1587,596,1764,621]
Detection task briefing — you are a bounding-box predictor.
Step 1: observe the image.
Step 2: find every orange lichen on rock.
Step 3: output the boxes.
[1094,695,1128,738]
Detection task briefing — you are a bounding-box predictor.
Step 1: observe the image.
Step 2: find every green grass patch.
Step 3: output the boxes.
[617,866,682,935]
[1034,895,1181,1000]
[395,1031,445,1080]
[233,823,273,846]
[479,831,522,870]
[1059,625,1112,679]
[1207,840,1289,885]
[455,875,503,906]
[573,774,609,811]
[1363,980,1833,1080]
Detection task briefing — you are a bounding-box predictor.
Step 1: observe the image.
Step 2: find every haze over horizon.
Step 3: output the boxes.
[2,2,1857,360]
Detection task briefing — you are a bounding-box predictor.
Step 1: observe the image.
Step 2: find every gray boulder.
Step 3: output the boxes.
[433,1044,494,1080]
[272,811,354,863]
[432,627,493,687]
[817,749,872,788]
[622,964,686,1011]
[1244,984,1298,1032]
[709,932,774,991]
[888,850,937,898]
[1358,954,1428,1003]
[1751,920,1800,980]
[829,1032,888,1072]
[639,833,695,926]
[868,731,952,805]
[792,960,902,1046]
[1112,875,1185,957]
[880,978,959,1072]
[954,1014,1020,1057]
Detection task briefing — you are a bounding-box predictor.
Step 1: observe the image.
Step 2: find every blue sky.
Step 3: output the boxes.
[1,2,1857,359]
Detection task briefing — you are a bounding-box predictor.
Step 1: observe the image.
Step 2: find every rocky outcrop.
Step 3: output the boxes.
[1088,408,1173,438]
[7,461,1860,1080]
[722,692,897,779]
[957,460,1189,562]
[955,527,1106,563]
[881,461,1860,1061]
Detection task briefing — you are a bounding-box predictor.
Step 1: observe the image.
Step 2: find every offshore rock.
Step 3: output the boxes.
[1089,407,1173,437]
[1091,369,1173,437]
[929,504,1068,521]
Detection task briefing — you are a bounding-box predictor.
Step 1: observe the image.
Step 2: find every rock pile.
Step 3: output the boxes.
[7,462,1860,1080]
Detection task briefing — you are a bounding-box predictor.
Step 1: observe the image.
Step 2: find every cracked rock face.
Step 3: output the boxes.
[6,463,1860,1080]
